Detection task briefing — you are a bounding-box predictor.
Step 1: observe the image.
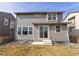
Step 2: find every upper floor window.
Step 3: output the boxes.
[56,25,61,32]
[4,18,9,26]
[48,13,57,20]
[53,14,57,20]
[48,13,52,20]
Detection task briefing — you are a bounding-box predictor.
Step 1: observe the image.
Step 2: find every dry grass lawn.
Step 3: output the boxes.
[0,44,79,56]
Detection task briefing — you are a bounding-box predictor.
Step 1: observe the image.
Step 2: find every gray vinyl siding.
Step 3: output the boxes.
[16,14,46,41]
[17,14,46,26]
[50,25,69,42]
[0,12,15,36]
[33,25,69,42]
[58,13,63,22]
[16,13,69,42]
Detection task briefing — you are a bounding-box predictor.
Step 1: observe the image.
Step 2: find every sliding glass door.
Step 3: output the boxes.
[39,26,49,39]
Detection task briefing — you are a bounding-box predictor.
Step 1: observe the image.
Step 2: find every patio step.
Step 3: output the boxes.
[32,40,52,45]
[32,42,44,45]
[43,40,52,45]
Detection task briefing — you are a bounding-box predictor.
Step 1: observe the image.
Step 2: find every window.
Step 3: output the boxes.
[23,27,28,35]
[10,21,15,29]
[18,27,21,35]
[48,13,52,20]
[44,27,48,38]
[29,27,32,35]
[48,13,57,20]
[56,26,61,32]
[40,26,43,38]
[39,26,48,38]
[17,27,32,35]
[4,18,9,26]
[53,14,57,20]
[23,27,32,35]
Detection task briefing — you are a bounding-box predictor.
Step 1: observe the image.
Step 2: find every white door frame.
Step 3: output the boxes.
[38,25,49,40]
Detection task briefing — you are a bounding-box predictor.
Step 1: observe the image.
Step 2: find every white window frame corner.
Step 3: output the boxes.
[38,25,49,39]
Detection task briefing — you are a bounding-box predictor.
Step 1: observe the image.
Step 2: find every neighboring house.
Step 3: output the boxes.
[15,11,69,44]
[0,11,15,44]
[64,11,79,43]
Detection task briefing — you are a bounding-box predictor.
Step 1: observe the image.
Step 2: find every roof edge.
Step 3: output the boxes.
[32,22,70,25]
[64,11,79,20]
[14,11,64,15]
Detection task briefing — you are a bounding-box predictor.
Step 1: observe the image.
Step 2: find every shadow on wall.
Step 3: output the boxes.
[69,29,79,43]
[0,36,14,45]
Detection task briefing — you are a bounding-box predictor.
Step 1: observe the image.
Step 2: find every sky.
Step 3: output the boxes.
[0,2,79,17]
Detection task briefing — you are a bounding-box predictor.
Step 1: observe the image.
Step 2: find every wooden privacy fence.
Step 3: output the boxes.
[0,36,14,44]
[69,36,79,43]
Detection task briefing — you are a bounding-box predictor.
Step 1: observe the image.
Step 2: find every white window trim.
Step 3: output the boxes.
[38,25,49,39]
[46,14,48,22]
[46,13,58,22]
[17,26,22,35]
[22,26,28,36]
[23,26,33,36]
[55,25,62,33]
[52,14,58,21]
[17,26,33,36]
[28,26,33,35]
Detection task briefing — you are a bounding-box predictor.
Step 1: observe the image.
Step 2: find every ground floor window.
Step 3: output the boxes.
[39,26,48,38]
[29,27,32,35]
[23,27,28,35]
[18,26,32,35]
[23,27,32,35]
[56,25,61,32]
[18,27,21,35]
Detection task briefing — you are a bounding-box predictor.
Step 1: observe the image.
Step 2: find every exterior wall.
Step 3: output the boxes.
[33,24,69,42]
[46,13,63,22]
[58,13,63,22]
[65,13,77,22]
[64,12,79,43]
[0,12,15,44]
[0,12,15,36]
[16,14,46,41]
[33,25,42,42]
[50,25,69,42]
[75,14,79,29]
[65,13,79,29]
[17,14,46,26]
[65,13,79,36]
[16,13,68,42]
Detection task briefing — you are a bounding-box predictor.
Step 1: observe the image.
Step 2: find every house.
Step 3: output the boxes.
[0,11,15,44]
[15,11,70,44]
[64,11,79,43]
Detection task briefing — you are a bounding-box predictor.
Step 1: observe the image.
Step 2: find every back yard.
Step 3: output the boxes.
[0,43,79,56]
